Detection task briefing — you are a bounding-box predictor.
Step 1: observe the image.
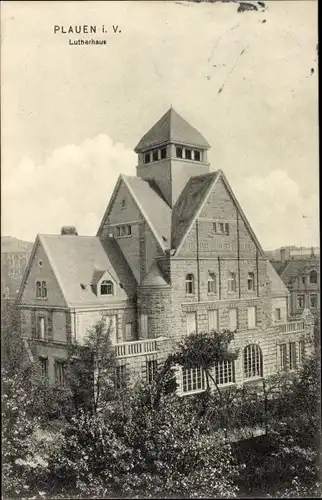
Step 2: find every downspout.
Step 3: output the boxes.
[256,251,259,297]
[237,210,241,299]
[218,256,222,300]
[196,219,201,302]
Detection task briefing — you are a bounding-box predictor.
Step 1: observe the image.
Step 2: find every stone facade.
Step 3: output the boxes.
[17,108,314,392]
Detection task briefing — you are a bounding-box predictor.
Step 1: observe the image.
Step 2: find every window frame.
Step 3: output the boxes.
[228,308,238,331]
[144,152,151,164]
[207,309,218,332]
[160,147,167,159]
[185,148,192,160]
[176,146,183,158]
[297,294,305,308]
[289,342,297,370]
[243,344,263,379]
[186,311,197,335]
[309,270,317,284]
[185,273,195,295]
[193,150,201,161]
[207,272,216,294]
[310,293,318,308]
[228,272,237,293]
[247,272,255,291]
[181,366,205,395]
[54,360,67,387]
[152,149,159,162]
[214,359,235,385]
[247,306,257,329]
[100,279,114,296]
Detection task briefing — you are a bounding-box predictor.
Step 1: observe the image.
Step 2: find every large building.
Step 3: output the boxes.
[17,109,314,395]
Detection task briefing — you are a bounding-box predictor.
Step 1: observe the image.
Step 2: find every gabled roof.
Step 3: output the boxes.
[39,235,137,306]
[267,261,290,298]
[134,108,211,152]
[123,175,172,250]
[172,171,219,249]
[173,170,266,257]
[140,261,169,288]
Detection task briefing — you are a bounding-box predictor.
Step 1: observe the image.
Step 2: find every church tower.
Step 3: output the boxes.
[135,108,211,208]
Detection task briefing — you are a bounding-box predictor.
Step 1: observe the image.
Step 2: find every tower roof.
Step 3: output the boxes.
[134,108,211,152]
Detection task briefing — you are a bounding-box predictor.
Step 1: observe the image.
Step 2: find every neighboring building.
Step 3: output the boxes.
[1,237,33,299]
[17,108,315,395]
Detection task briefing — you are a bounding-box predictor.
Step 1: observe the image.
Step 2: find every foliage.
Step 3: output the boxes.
[47,380,241,498]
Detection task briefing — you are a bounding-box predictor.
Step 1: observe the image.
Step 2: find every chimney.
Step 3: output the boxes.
[61,226,78,236]
[280,247,286,266]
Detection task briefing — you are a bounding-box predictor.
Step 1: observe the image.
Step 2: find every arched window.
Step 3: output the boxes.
[101,280,113,296]
[244,344,263,379]
[247,272,255,291]
[36,281,42,298]
[207,273,216,294]
[309,270,317,284]
[185,274,195,295]
[228,272,236,292]
[41,281,47,298]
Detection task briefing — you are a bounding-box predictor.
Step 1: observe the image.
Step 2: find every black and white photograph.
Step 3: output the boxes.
[1,0,320,498]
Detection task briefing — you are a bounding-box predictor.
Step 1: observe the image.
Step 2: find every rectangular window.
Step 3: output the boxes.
[229,308,237,331]
[297,294,305,308]
[213,222,217,233]
[146,359,158,384]
[125,322,133,341]
[185,148,192,160]
[144,152,151,164]
[194,150,201,161]
[228,273,236,292]
[121,226,126,236]
[37,316,46,340]
[55,361,66,387]
[275,308,281,321]
[115,364,127,390]
[299,340,305,365]
[127,225,132,236]
[248,273,255,291]
[152,150,158,162]
[186,312,197,334]
[310,294,317,308]
[208,309,218,331]
[182,367,204,394]
[36,281,42,298]
[247,306,256,329]
[160,148,167,159]
[215,360,235,385]
[176,147,183,158]
[289,342,297,370]
[140,314,148,339]
[116,226,121,237]
[39,357,48,378]
[224,223,230,235]
[279,343,287,371]
[219,222,224,233]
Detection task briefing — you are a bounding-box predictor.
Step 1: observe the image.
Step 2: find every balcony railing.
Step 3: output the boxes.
[115,336,169,358]
[278,320,305,334]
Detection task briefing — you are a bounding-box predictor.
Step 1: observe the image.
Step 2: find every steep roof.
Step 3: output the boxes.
[267,261,290,298]
[134,108,211,152]
[279,258,320,286]
[172,171,219,249]
[39,235,137,306]
[123,175,172,250]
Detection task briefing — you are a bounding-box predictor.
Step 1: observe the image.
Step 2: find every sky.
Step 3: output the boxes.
[1,0,318,250]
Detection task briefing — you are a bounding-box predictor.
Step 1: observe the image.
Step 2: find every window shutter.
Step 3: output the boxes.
[125,323,133,341]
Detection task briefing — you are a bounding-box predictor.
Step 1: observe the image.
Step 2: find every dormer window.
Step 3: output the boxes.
[176,146,183,158]
[152,150,158,162]
[100,280,114,296]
